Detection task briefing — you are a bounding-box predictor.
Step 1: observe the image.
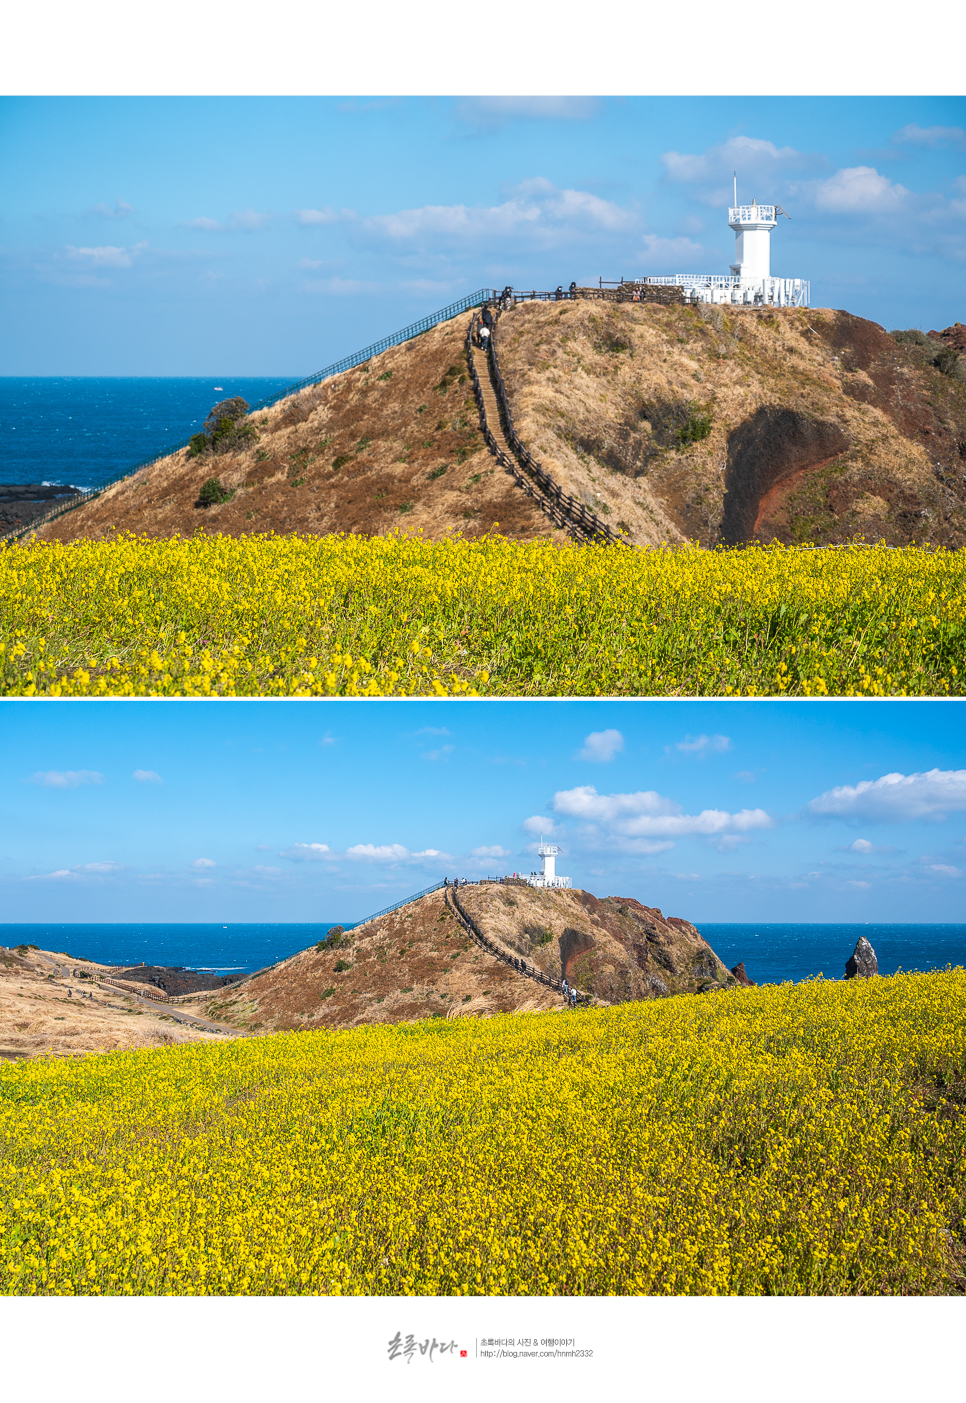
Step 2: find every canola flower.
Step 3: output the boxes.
[1,971,964,1296]
[0,534,963,696]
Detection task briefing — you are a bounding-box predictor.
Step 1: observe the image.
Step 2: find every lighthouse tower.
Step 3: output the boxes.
[527,840,571,890]
[635,187,808,307]
[729,198,777,282]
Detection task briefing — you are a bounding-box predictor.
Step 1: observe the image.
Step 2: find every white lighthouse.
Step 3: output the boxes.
[527,841,571,890]
[636,190,809,308]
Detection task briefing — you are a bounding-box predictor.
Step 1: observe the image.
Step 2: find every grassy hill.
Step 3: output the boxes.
[32,303,966,550]
[188,883,740,1033]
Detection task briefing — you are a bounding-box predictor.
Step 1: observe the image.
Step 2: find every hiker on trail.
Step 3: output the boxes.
[569,281,577,297]
[555,285,563,301]
[479,324,491,352]
[570,988,578,1009]
[481,305,494,330]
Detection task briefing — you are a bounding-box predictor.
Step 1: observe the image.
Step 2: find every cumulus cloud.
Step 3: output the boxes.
[26,770,103,788]
[422,744,454,762]
[191,858,216,869]
[183,216,223,231]
[133,769,162,784]
[577,729,624,762]
[849,839,874,853]
[807,769,966,822]
[280,843,331,861]
[893,124,966,150]
[661,135,807,186]
[552,785,772,839]
[522,815,555,836]
[471,845,511,859]
[229,209,273,231]
[927,863,961,877]
[295,207,341,225]
[673,734,732,756]
[365,177,633,246]
[813,166,908,213]
[346,843,410,861]
[65,243,146,268]
[27,861,119,881]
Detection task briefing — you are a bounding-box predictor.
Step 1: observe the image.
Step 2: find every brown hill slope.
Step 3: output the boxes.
[33,301,964,550]
[35,313,563,547]
[494,302,966,548]
[199,883,738,1034]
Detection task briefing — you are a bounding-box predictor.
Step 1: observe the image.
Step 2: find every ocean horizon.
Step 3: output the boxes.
[0,377,296,492]
[3,921,965,986]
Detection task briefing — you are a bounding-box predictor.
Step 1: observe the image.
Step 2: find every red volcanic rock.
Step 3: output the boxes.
[928,323,966,352]
[730,962,755,987]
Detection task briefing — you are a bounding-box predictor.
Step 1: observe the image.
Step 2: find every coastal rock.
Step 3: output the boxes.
[730,962,755,987]
[844,936,878,980]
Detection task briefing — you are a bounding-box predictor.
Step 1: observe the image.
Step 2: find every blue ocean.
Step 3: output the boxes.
[0,377,296,491]
[1,922,964,984]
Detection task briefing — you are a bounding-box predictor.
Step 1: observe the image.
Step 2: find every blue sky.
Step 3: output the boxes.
[2,96,964,375]
[2,699,964,925]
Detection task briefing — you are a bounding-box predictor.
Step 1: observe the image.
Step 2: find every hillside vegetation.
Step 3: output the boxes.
[191,884,735,1034]
[2,970,963,1295]
[29,304,966,550]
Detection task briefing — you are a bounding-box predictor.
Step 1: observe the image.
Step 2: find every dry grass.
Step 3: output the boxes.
[0,948,226,1059]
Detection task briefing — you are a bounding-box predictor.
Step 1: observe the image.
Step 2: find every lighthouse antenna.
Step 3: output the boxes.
[733,171,737,207]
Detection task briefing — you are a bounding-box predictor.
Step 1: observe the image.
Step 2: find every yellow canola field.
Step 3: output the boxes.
[2,971,964,1296]
[1,533,963,696]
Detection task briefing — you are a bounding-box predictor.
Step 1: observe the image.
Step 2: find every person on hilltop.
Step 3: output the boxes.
[481,305,495,330]
[479,324,491,353]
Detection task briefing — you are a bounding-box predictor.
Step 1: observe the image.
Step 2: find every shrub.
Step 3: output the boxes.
[676,411,714,447]
[428,466,447,480]
[331,455,353,472]
[188,433,209,458]
[891,329,930,347]
[316,927,346,952]
[320,988,335,999]
[197,478,236,508]
[334,960,351,973]
[398,503,414,514]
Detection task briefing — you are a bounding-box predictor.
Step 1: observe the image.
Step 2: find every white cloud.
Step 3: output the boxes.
[253,865,283,875]
[346,843,409,861]
[661,135,806,186]
[471,845,511,859]
[422,745,454,762]
[893,124,966,150]
[191,858,216,869]
[674,734,732,756]
[808,769,966,822]
[577,729,624,762]
[522,815,555,836]
[927,863,961,877]
[28,869,78,882]
[280,843,331,861]
[65,243,144,268]
[133,769,162,784]
[849,839,874,853]
[813,167,908,213]
[734,770,757,783]
[80,861,121,873]
[319,734,336,747]
[365,177,633,246]
[183,217,223,231]
[229,209,273,231]
[26,770,103,788]
[412,849,451,861]
[552,785,772,838]
[27,861,119,881]
[416,727,451,736]
[295,207,340,225]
